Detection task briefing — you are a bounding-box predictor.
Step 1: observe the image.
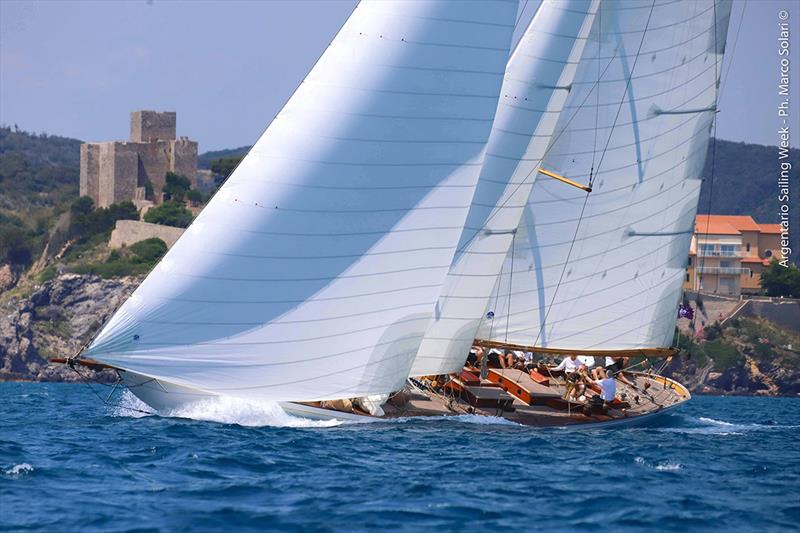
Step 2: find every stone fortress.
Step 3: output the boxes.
[80,111,198,208]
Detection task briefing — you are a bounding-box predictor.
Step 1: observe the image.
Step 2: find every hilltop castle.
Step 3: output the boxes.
[80,111,198,207]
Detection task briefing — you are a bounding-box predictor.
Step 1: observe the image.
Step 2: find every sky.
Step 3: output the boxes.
[1,0,798,151]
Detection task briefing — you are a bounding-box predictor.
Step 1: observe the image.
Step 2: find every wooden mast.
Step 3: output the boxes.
[473,339,676,358]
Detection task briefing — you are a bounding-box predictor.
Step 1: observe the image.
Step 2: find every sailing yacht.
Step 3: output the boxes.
[54,0,731,427]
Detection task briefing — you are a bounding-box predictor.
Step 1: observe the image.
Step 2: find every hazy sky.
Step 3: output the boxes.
[1,0,798,151]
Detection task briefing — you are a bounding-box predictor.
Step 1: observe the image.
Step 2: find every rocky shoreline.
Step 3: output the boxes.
[2,273,798,395]
[1,273,138,383]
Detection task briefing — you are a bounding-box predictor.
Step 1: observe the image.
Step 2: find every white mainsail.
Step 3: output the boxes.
[82,0,518,402]
[478,0,732,351]
[410,0,600,377]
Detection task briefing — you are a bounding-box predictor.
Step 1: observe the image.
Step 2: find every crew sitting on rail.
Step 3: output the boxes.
[592,356,629,381]
[595,367,617,406]
[466,346,483,367]
[486,348,514,369]
[512,350,534,370]
[548,354,590,400]
[550,353,588,375]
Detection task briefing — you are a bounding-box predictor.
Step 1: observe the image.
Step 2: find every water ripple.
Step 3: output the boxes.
[2,383,799,532]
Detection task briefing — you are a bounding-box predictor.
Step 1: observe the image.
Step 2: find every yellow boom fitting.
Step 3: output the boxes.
[537,168,592,193]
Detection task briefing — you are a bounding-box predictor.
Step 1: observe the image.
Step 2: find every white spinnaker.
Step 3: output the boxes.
[410,0,600,377]
[83,0,518,402]
[479,0,732,350]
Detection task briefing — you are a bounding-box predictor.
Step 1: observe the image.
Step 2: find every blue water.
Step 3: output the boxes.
[2,384,798,532]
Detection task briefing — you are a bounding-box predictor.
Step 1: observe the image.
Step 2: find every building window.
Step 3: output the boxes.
[686,272,690,282]
[750,270,754,278]
[746,242,751,252]
[764,249,773,258]
[688,257,693,266]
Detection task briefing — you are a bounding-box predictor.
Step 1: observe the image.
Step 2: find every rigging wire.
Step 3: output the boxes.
[65,362,156,416]
[455,33,620,262]
[691,0,722,335]
[515,0,532,30]
[718,0,746,100]
[505,231,516,343]
[529,0,657,351]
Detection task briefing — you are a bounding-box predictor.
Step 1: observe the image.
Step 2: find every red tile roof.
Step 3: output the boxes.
[695,215,765,235]
[758,223,784,234]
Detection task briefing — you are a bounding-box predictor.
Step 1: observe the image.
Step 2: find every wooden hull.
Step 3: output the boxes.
[115,368,689,429]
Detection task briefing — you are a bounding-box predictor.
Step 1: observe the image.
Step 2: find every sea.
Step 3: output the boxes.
[1,383,798,532]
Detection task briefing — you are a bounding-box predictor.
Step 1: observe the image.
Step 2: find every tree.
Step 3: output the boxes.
[162,172,191,202]
[143,201,193,228]
[186,189,203,205]
[209,156,243,191]
[68,199,138,241]
[0,214,37,266]
[210,156,242,179]
[143,179,155,201]
[761,260,800,297]
[70,195,94,216]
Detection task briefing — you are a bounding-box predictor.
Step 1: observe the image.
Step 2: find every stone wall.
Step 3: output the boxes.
[170,139,198,185]
[79,143,100,200]
[137,141,172,194]
[130,110,176,142]
[108,220,185,249]
[97,143,138,207]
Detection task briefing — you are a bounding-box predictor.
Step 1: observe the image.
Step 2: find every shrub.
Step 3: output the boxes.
[68,198,138,241]
[143,201,193,228]
[0,213,41,266]
[186,189,203,205]
[704,322,722,341]
[129,238,167,263]
[36,265,58,284]
[704,340,743,369]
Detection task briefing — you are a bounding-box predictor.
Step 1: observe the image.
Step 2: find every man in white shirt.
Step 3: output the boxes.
[551,354,586,374]
[549,354,589,400]
[596,370,617,402]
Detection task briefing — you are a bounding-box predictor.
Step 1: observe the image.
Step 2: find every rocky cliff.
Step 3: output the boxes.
[663,316,800,396]
[0,274,139,382]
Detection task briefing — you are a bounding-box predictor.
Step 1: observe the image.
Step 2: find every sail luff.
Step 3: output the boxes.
[481,0,733,351]
[82,0,519,402]
[410,0,601,377]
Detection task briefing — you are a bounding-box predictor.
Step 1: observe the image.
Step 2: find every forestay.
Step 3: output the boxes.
[478,0,732,351]
[82,0,518,402]
[411,0,601,377]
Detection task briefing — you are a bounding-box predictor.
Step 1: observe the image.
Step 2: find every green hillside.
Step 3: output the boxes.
[698,139,798,261]
[1,127,797,270]
[197,146,250,169]
[0,126,80,212]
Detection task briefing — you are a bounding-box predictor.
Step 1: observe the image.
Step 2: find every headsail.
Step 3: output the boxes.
[411,0,601,377]
[82,0,518,402]
[478,0,732,351]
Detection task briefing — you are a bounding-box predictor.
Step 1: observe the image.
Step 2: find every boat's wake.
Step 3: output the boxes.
[112,391,344,428]
[638,412,799,435]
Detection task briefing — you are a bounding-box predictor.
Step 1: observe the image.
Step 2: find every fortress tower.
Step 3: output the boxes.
[80,111,198,208]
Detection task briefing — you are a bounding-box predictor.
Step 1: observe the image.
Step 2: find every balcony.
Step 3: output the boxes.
[696,249,742,258]
[696,266,751,275]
